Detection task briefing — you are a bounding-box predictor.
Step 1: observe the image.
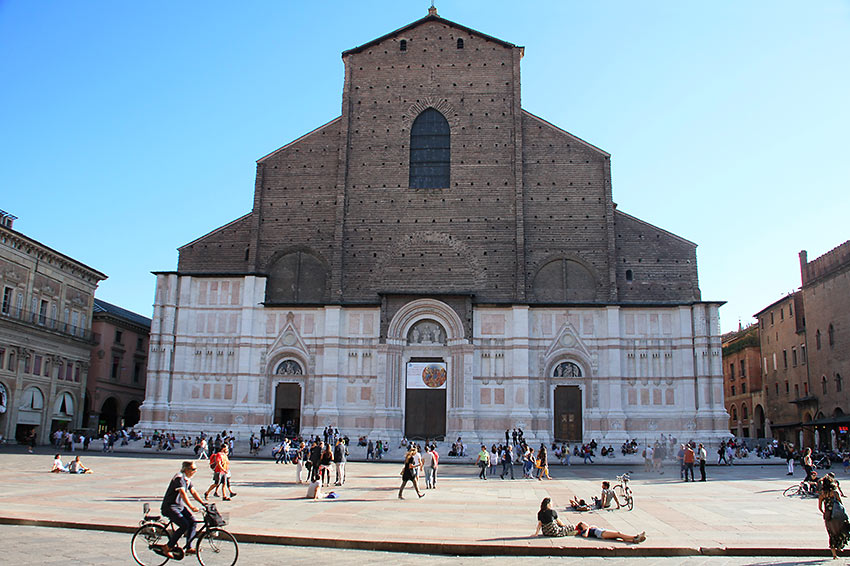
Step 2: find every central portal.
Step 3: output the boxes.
[274,382,301,436]
[404,359,447,440]
[554,385,582,442]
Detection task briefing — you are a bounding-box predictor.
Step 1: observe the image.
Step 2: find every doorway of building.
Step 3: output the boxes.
[553,385,582,442]
[274,382,301,436]
[404,359,447,440]
[99,397,119,434]
[405,388,446,440]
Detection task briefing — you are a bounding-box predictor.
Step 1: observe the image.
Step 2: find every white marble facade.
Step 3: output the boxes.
[139,273,728,445]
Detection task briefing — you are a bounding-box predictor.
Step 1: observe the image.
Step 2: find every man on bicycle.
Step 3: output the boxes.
[158,461,205,558]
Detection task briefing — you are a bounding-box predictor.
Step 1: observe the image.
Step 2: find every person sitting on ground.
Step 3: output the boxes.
[568,497,590,512]
[592,480,621,509]
[51,454,69,473]
[533,497,577,537]
[69,455,93,474]
[306,477,323,500]
[575,521,645,544]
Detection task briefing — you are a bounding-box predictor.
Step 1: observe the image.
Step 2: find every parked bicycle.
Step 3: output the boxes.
[612,473,634,510]
[783,479,820,499]
[131,502,238,566]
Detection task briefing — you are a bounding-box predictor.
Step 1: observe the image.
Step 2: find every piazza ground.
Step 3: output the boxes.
[0,446,840,559]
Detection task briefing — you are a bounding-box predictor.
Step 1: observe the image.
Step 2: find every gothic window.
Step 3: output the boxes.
[457,38,464,49]
[265,251,328,303]
[731,405,738,421]
[829,324,835,347]
[276,360,303,376]
[816,329,822,350]
[837,373,843,393]
[742,404,748,421]
[409,108,450,188]
[532,259,597,302]
[400,39,407,51]
[407,319,447,345]
[553,361,582,378]
[823,375,828,394]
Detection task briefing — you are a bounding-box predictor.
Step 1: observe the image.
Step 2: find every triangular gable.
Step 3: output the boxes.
[341,13,520,56]
[267,312,310,368]
[544,320,592,365]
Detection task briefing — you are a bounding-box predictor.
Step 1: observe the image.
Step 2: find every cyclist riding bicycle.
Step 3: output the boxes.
[157,461,206,558]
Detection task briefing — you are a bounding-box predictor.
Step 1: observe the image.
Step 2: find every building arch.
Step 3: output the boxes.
[755,404,766,438]
[123,400,141,428]
[386,298,466,346]
[531,256,599,302]
[100,397,120,432]
[264,247,330,303]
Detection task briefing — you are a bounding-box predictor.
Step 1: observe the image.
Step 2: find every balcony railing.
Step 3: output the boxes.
[0,307,93,341]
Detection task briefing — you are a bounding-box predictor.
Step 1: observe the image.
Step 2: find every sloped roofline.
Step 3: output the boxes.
[615,209,697,248]
[341,14,520,56]
[178,212,252,251]
[257,117,342,163]
[522,110,610,157]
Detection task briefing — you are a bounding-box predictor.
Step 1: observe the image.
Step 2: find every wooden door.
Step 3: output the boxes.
[405,389,446,440]
[554,385,582,442]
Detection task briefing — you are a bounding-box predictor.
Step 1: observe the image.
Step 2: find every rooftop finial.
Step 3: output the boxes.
[428,2,438,16]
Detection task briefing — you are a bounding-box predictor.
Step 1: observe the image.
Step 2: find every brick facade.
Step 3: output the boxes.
[140,10,726,445]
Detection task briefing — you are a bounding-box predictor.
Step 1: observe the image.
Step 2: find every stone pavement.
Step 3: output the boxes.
[0,525,839,566]
[0,448,838,558]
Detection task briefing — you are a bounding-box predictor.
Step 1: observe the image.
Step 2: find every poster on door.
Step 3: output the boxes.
[406,362,447,389]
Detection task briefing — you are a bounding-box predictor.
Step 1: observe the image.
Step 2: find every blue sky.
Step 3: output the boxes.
[1,1,848,332]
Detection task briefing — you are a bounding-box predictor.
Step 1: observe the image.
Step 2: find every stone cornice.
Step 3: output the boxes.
[0,225,107,284]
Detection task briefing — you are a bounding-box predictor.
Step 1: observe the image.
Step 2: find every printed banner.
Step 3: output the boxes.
[406,362,447,390]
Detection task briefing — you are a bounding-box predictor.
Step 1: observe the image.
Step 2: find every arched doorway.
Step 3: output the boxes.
[274,382,302,437]
[552,361,583,442]
[802,412,814,448]
[404,319,448,440]
[99,397,119,433]
[755,405,766,439]
[123,400,141,428]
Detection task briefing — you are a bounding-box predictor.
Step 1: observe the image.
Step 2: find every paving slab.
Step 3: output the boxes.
[0,447,838,557]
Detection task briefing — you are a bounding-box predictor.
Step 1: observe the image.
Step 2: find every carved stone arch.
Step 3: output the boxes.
[264,246,331,303]
[386,298,466,346]
[264,349,310,408]
[544,354,592,382]
[530,254,601,302]
[402,99,460,129]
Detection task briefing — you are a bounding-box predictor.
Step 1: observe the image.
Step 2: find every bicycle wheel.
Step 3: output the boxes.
[196,528,238,566]
[626,494,634,511]
[613,485,625,499]
[131,522,170,566]
[783,485,801,497]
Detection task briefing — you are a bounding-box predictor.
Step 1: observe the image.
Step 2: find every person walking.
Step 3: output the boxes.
[476,445,490,479]
[698,443,707,482]
[683,444,695,482]
[718,441,728,465]
[500,445,515,479]
[820,474,850,559]
[398,446,424,499]
[785,442,796,475]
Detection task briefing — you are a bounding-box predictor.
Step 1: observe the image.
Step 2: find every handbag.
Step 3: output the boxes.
[832,499,848,522]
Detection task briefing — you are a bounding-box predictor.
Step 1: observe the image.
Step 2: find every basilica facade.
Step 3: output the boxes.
[139,8,728,445]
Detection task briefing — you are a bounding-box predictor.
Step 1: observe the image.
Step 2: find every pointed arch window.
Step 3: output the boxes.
[409,108,450,188]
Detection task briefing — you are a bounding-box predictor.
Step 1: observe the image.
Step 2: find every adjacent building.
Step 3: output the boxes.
[85,299,151,433]
[721,324,765,439]
[0,210,106,443]
[799,242,850,451]
[139,8,728,445]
